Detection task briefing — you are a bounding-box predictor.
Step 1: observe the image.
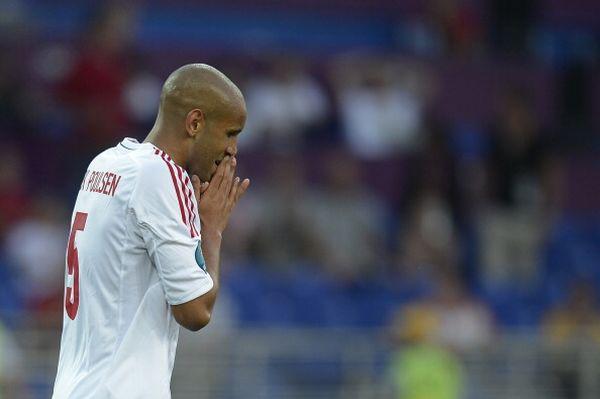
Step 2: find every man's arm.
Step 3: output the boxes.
[171,155,249,331]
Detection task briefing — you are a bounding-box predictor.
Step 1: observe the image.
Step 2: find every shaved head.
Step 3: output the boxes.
[146,63,247,182]
[158,63,245,123]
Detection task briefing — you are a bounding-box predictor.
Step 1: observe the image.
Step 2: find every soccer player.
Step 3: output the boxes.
[52,64,250,398]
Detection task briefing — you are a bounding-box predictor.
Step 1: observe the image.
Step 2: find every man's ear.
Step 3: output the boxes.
[185,109,205,137]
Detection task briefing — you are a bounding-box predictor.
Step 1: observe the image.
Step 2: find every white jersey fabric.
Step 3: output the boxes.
[53,137,213,399]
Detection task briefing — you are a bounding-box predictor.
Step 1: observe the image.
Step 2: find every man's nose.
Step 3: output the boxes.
[226,146,237,157]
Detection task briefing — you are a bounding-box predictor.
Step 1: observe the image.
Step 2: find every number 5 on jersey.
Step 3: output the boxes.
[66,212,88,320]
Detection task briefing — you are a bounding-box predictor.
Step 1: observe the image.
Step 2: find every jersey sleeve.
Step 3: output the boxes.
[129,156,213,305]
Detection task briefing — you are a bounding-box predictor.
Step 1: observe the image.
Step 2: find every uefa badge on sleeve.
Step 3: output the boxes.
[195,242,207,272]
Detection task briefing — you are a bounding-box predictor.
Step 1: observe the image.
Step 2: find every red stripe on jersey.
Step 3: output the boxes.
[184,175,199,237]
[176,165,195,238]
[159,152,188,230]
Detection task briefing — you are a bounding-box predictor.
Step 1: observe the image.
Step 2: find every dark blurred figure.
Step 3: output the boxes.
[486,88,548,210]
[395,126,462,280]
[557,62,596,149]
[0,145,30,237]
[58,5,136,164]
[488,0,539,55]
[543,280,600,399]
[396,189,460,282]
[479,87,555,288]
[0,56,26,135]
[306,151,388,281]
[236,153,318,269]
[427,0,483,56]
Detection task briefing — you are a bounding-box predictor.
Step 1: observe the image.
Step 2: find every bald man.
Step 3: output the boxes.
[53,64,250,399]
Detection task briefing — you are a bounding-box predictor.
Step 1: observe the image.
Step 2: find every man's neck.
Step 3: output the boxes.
[144,126,187,168]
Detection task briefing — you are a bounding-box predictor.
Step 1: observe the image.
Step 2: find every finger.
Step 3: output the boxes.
[225,157,237,194]
[191,175,201,199]
[228,177,240,205]
[200,182,209,200]
[234,178,250,202]
[200,181,209,194]
[211,156,229,190]
[217,156,230,192]
[219,156,236,194]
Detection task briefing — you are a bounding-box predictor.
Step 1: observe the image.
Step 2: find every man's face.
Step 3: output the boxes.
[189,105,246,183]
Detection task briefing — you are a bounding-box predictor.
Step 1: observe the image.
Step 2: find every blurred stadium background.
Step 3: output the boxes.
[0,0,599,398]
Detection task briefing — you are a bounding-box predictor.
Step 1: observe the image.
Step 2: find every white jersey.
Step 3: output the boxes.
[52,138,213,399]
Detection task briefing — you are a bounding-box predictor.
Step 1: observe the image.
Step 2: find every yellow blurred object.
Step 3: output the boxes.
[394,304,441,343]
[543,311,600,345]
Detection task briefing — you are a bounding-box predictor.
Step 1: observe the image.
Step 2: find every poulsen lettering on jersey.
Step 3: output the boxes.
[80,170,122,197]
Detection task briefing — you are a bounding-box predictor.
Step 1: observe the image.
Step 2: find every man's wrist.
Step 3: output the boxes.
[201,227,223,241]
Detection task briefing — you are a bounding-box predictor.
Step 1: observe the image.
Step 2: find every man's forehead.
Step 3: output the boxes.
[222,95,246,121]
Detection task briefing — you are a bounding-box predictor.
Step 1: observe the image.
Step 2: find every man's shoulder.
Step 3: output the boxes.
[129,147,191,202]
[133,146,184,183]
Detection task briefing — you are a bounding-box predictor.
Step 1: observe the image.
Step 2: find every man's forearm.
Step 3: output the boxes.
[200,228,222,304]
[170,228,222,331]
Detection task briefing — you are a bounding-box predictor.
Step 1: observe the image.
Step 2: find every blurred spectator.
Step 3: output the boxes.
[386,303,465,399]
[486,88,548,210]
[479,87,551,288]
[0,320,25,399]
[231,153,318,269]
[332,59,434,159]
[385,270,493,397]
[58,5,136,154]
[240,59,330,151]
[396,190,460,279]
[393,271,494,352]
[4,195,68,313]
[556,63,596,151]
[427,0,483,55]
[404,123,461,212]
[395,127,462,279]
[0,56,26,135]
[429,272,494,351]
[543,280,600,346]
[305,151,388,280]
[0,145,30,236]
[122,58,162,132]
[543,280,600,399]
